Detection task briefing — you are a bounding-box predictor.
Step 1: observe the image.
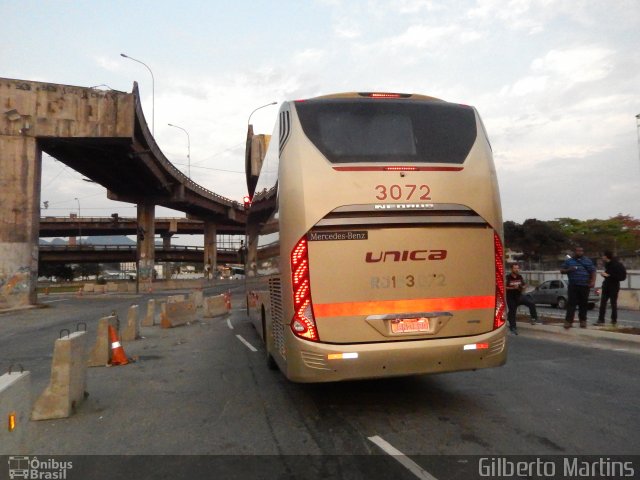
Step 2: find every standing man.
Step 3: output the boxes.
[560,246,596,329]
[506,263,539,335]
[594,250,626,326]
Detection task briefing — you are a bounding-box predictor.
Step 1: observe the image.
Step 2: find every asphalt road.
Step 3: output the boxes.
[1,286,639,479]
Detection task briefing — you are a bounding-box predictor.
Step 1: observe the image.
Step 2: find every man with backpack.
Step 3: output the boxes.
[594,250,627,326]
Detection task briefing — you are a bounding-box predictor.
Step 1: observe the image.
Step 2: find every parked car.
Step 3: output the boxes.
[524,279,600,310]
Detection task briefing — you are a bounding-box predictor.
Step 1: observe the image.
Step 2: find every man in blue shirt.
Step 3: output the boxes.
[560,246,596,329]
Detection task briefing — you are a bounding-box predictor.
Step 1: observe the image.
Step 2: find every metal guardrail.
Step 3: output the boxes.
[522,270,640,290]
[39,244,239,254]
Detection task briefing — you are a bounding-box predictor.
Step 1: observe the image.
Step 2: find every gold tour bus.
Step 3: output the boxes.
[244,92,506,383]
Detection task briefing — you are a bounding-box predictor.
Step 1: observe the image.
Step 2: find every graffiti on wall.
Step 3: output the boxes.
[0,266,31,307]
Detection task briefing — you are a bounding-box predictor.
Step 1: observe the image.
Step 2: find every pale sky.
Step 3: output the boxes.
[2,0,639,236]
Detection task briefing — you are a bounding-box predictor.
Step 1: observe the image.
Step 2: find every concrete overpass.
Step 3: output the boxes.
[39,216,244,237]
[39,244,239,264]
[0,77,247,309]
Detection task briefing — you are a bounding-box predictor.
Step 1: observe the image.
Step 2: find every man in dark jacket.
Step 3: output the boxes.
[560,246,596,329]
[594,250,626,326]
[505,263,538,335]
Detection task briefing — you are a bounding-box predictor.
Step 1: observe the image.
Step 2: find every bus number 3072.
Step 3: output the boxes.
[375,184,431,201]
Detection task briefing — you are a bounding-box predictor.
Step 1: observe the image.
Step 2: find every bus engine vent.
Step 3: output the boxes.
[269,277,286,358]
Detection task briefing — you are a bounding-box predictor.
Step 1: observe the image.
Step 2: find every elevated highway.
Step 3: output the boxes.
[0,77,247,309]
[39,244,239,264]
[39,216,244,237]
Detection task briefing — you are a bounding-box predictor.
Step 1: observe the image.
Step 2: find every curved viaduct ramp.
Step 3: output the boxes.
[0,77,245,309]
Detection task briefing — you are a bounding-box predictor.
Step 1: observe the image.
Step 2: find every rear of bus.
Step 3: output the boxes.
[272,92,505,382]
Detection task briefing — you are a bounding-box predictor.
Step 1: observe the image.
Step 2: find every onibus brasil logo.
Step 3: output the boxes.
[8,456,72,479]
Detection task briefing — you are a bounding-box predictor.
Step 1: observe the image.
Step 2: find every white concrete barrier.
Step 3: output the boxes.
[203,294,229,318]
[141,298,156,327]
[160,300,196,328]
[619,290,640,310]
[0,369,31,454]
[32,331,88,421]
[87,315,117,367]
[121,305,140,341]
[190,290,204,308]
[167,294,185,303]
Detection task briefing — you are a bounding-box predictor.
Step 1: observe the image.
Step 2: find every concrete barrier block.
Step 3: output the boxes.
[161,300,196,328]
[83,283,95,293]
[141,299,156,327]
[94,284,106,294]
[117,283,128,293]
[127,283,137,293]
[167,294,185,303]
[87,315,117,367]
[121,305,140,341]
[32,331,88,421]
[190,290,204,308]
[203,294,228,318]
[106,282,118,293]
[0,371,31,455]
[619,290,640,310]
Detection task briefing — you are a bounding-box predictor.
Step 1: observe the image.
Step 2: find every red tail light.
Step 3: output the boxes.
[290,236,319,341]
[494,232,506,329]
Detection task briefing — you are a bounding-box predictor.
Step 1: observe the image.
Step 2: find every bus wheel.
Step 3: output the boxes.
[262,309,278,370]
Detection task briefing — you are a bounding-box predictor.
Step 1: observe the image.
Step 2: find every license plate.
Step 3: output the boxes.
[391,317,430,334]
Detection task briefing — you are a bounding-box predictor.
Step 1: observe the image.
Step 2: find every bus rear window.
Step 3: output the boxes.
[295,99,477,164]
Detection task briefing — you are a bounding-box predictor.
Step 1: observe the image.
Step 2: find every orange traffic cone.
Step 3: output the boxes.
[225,291,231,310]
[108,325,129,366]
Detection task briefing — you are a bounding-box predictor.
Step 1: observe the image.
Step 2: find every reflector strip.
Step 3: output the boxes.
[332,166,463,172]
[8,412,16,432]
[314,296,495,318]
[111,341,121,349]
[463,343,490,351]
[327,352,359,360]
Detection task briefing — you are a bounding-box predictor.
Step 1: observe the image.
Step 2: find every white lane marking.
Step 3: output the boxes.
[227,318,234,330]
[236,335,257,352]
[40,299,67,304]
[368,435,439,480]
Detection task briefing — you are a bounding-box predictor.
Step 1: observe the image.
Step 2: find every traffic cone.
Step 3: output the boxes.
[76,286,83,297]
[225,291,231,310]
[108,325,129,366]
[45,286,49,296]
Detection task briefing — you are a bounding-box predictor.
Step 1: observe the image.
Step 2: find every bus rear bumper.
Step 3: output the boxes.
[286,325,507,383]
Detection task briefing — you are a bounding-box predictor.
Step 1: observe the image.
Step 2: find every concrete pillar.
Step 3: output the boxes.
[0,135,41,309]
[161,233,173,280]
[204,222,217,280]
[136,202,155,289]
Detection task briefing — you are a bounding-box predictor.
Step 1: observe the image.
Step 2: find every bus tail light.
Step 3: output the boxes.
[290,236,319,341]
[494,232,506,329]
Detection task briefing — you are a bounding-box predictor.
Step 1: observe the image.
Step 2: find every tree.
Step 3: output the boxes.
[503,219,566,262]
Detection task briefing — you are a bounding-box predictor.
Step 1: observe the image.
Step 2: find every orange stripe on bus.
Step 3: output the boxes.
[314,295,495,318]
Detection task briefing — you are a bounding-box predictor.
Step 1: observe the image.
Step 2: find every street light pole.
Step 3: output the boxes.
[168,123,191,178]
[120,53,155,136]
[636,114,640,170]
[74,197,81,246]
[248,101,278,126]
